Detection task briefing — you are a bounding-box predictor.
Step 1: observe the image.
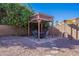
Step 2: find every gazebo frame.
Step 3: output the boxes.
[28,13,53,39]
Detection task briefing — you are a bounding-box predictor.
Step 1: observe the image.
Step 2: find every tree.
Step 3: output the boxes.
[0,3,33,28]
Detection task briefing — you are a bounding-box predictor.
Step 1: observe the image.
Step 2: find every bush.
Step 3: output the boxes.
[0,3,33,28]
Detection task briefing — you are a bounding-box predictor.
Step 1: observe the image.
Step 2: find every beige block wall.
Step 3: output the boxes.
[78,30,79,39]
[0,25,27,36]
[72,28,76,39]
[55,22,79,39]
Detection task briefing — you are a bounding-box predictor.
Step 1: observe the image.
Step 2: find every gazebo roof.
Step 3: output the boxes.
[30,13,53,22]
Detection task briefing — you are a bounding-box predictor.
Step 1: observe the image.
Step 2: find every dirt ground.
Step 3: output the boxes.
[0,36,79,56]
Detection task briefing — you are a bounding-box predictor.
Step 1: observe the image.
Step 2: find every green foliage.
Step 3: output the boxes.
[0,3,33,28]
[43,22,50,30]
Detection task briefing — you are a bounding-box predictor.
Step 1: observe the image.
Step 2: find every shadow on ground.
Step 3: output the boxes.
[0,36,79,49]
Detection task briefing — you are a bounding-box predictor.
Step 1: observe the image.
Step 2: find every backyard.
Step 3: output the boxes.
[0,3,79,56]
[0,36,79,56]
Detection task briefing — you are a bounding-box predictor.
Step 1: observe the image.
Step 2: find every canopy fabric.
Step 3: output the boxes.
[64,18,79,24]
[64,20,76,24]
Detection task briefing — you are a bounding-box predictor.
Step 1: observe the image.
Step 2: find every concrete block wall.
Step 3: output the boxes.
[55,22,79,39]
[0,25,27,36]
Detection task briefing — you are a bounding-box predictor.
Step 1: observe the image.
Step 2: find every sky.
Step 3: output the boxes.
[29,3,79,22]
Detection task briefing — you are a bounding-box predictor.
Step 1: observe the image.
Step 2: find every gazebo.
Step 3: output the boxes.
[28,13,53,39]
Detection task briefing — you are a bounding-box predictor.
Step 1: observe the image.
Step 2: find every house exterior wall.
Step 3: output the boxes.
[0,25,27,36]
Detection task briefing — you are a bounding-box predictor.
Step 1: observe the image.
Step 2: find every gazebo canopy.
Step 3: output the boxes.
[64,18,79,24]
[30,13,53,23]
[28,13,53,39]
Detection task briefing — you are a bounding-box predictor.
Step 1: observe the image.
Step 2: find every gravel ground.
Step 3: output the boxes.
[0,36,79,56]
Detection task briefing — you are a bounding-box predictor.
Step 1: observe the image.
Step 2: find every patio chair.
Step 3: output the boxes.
[32,29,49,39]
[45,30,50,39]
[40,30,49,38]
[32,30,38,38]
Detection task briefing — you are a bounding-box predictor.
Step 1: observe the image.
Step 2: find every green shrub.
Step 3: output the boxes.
[0,3,33,28]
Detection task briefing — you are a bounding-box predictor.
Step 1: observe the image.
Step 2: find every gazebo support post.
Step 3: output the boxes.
[76,23,78,39]
[38,21,40,40]
[41,22,43,33]
[52,19,54,37]
[28,21,30,37]
[52,22,53,37]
